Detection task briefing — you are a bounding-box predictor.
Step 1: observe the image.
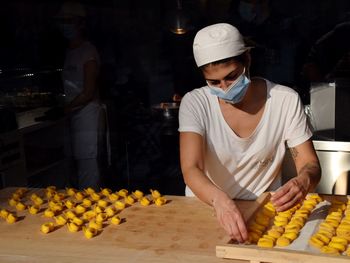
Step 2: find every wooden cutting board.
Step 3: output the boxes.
[0,187,267,263]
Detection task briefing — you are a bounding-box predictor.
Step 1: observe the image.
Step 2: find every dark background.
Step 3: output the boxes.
[0,0,349,194]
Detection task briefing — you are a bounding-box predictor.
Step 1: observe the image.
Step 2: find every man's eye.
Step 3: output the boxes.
[208,81,220,86]
[225,75,237,81]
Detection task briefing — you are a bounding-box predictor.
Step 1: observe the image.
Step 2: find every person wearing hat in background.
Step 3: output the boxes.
[56,1,107,190]
[178,23,321,242]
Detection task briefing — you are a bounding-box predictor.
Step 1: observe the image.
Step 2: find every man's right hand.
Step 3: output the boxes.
[212,195,248,243]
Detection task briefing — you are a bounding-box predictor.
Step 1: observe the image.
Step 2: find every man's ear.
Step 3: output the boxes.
[245,51,251,69]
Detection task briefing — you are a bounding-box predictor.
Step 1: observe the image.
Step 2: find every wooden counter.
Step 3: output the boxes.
[0,187,262,263]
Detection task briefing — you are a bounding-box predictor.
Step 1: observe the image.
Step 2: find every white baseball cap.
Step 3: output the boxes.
[193,23,249,67]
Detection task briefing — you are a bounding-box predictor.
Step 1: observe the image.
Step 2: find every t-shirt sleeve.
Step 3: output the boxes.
[285,93,313,147]
[178,92,205,136]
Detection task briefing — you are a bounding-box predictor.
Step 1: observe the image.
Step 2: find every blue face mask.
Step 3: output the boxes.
[58,24,77,40]
[207,69,251,104]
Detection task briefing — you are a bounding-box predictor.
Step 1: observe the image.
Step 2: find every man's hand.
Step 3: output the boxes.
[212,195,248,243]
[270,175,310,212]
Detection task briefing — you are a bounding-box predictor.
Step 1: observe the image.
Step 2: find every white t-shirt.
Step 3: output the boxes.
[63,41,100,103]
[178,79,312,200]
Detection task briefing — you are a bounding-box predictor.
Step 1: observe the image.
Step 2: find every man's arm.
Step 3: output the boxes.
[180,132,248,242]
[271,139,321,211]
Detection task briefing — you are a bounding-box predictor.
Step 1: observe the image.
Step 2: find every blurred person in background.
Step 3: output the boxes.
[56,1,107,190]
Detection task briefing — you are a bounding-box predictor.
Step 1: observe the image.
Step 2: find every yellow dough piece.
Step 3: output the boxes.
[274,220,287,227]
[248,231,261,243]
[320,246,340,255]
[64,210,76,220]
[93,205,104,214]
[108,193,119,202]
[283,231,298,241]
[319,222,335,232]
[274,215,289,223]
[257,237,274,248]
[328,241,346,252]
[65,200,76,209]
[83,226,98,239]
[303,199,318,207]
[277,211,292,220]
[100,188,112,197]
[97,199,109,208]
[307,193,323,203]
[84,187,95,195]
[276,236,291,247]
[267,229,282,239]
[262,234,276,242]
[132,190,144,199]
[249,222,266,233]
[140,197,151,206]
[82,210,96,221]
[111,215,122,225]
[54,215,67,226]
[28,205,40,215]
[75,204,87,215]
[89,220,103,230]
[67,222,81,232]
[15,202,26,211]
[255,214,271,226]
[72,217,84,226]
[44,208,55,218]
[53,192,65,202]
[270,225,284,234]
[41,222,55,234]
[309,236,325,249]
[90,192,101,201]
[125,195,135,205]
[118,189,128,198]
[155,197,167,206]
[75,192,85,201]
[8,198,18,207]
[82,198,93,208]
[96,213,108,223]
[301,204,315,211]
[33,197,44,206]
[66,187,77,197]
[105,207,116,217]
[330,236,348,246]
[314,233,330,245]
[0,209,10,219]
[317,229,334,238]
[115,201,126,210]
[150,189,161,199]
[325,219,340,228]
[6,213,17,224]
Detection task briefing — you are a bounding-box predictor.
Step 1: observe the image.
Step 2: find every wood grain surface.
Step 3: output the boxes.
[0,187,264,263]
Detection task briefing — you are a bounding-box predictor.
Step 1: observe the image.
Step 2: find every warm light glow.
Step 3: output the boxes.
[171,28,187,34]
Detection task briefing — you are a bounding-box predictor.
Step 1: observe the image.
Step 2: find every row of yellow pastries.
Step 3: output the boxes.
[309,198,350,255]
[248,193,323,247]
[0,186,167,238]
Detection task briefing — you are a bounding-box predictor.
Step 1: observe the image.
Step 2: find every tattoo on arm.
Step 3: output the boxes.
[298,161,321,191]
[290,147,299,159]
[299,161,321,176]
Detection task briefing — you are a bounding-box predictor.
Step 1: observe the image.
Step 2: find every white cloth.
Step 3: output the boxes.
[178,79,312,200]
[63,41,103,159]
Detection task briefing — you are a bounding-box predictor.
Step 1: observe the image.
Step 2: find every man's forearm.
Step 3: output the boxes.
[298,160,321,192]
